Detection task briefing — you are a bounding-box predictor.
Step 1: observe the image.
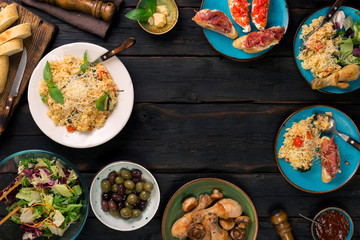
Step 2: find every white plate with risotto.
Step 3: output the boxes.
[28,42,134,148]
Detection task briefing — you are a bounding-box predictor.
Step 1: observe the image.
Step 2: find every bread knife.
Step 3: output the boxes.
[0,48,27,135]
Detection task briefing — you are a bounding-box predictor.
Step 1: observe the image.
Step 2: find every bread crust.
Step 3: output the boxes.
[228,0,251,33]
[0,3,19,33]
[193,9,238,39]
[0,23,31,45]
[0,55,9,94]
[232,26,282,53]
[0,38,23,56]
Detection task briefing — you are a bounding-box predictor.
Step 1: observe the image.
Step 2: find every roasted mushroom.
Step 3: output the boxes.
[211,189,224,200]
[219,218,235,230]
[187,223,206,240]
[182,197,198,212]
[235,216,251,229]
[230,227,246,240]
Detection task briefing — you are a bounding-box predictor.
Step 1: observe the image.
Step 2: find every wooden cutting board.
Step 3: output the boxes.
[0,0,57,132]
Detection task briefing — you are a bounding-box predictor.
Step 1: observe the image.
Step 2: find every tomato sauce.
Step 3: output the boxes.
[314,210,350,240]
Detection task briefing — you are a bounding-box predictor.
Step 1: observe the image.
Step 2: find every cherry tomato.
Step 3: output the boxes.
[293,137,304,147]
[66,125,76,132]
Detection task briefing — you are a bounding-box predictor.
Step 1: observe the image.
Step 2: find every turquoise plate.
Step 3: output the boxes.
[200,0,289,61]
[275,105,360,193]
[294,6,360,94]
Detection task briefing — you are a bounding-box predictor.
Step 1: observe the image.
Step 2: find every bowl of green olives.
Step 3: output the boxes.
[89,161,160,231]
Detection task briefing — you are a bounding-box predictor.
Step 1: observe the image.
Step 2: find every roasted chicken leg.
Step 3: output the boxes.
[312,64,360,90]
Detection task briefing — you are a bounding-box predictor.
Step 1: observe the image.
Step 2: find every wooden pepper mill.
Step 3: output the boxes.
[270,209,295,240]
[35,0,116,22]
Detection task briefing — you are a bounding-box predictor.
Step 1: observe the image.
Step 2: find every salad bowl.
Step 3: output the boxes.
[0,150,89,240]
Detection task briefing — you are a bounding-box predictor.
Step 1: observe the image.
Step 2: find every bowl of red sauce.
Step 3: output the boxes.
[311,207,353,240]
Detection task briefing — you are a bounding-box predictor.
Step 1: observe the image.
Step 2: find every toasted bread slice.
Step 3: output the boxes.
[0,3,19,33]
[0,55,9,94]
[193,9,238,39]
[0,23,31,45]
[0,38,23,56]
[233,26,284,53]
[250,0,270,30]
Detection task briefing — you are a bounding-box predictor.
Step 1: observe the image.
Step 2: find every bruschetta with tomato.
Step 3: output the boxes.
[228,0,251,32]
[193,9,238,39]
[251,0,271,30]
[232,26,284,53]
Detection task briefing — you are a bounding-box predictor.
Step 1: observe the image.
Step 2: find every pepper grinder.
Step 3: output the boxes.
[35,0,116,22]
[270,209,295,240]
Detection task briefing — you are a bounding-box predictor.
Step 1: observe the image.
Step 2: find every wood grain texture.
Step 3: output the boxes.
[0,1,56,133]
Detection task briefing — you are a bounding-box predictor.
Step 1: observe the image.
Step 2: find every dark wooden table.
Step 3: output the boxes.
[1,0,360,239]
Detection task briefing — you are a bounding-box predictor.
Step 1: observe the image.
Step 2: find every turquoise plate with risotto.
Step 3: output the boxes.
[275,105,360,193]
[294,6,360,94]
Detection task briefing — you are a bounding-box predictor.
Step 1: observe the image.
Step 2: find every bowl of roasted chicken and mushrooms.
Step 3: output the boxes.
[161,178,258,240]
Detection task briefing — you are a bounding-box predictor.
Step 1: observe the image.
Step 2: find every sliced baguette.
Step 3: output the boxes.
[320,136,332,184]
[0,55,9,94]
[193,9,238,39]
[0,38,23,56]
[0,23,31,45]
[233,26,283,53]
[251,0,270,30]
[0,3,19,33]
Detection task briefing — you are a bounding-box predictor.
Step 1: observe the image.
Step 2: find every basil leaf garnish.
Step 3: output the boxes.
[148,0,156,14]
[49,87,64,104]
[42,61,64,104]
[40,93,48,103]
[80,50,88,73]
[96,94,108,111]
[125,8,152,21]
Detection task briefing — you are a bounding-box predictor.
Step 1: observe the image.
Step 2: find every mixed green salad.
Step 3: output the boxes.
[334,11,360,65]
[0,158,83,240]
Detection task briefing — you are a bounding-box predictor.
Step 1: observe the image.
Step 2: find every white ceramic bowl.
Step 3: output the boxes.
[90,161,160,231]
[28,42,134,148]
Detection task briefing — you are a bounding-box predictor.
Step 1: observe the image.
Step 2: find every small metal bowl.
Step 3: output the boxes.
[311,207,354,240]
[136,0,179,35]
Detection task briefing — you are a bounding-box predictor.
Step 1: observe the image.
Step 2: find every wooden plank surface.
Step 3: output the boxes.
[1,0,360,239]
[0,1,56,131]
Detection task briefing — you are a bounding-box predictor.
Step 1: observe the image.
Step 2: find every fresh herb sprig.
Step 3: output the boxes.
[80,51,88,73]
[95,94,109,111]
[43,61,64,104]
[125,0,156,21]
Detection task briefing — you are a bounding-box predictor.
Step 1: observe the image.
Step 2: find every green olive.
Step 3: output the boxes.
[144,182,154,192]
[109,210,120,218]
[135,182,144,193]
[139,190,150,201]
[120,169,132,180]
[124,180,135,190]
[120,208,132,218]
[132,209,141,218]
[126,193,138,205]
[124,201,134,210]
[111,183,118,193]
[115,176,125,184]
[125,189,134,195]
[101,180,111,193]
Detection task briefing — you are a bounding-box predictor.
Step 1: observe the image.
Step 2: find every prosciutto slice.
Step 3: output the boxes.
[193,10,233,34]
[244,26,284,48]
[321,136,340,179]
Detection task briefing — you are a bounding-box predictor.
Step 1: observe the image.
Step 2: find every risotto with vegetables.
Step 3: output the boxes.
[278,113,331,172]
[39,56,118,132]
[297,16,342,78]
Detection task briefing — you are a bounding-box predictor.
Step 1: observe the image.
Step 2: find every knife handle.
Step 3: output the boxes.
[0,94,14,135]
[323,0,345,23]
[99,37,136,62]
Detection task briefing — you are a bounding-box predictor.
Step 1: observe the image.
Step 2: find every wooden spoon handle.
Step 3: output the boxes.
[34,0,117,22]
[0,94,15,136]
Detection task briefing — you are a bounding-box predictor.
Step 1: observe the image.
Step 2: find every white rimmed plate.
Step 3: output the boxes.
[28,42,134,148]
[90,161,160,231]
